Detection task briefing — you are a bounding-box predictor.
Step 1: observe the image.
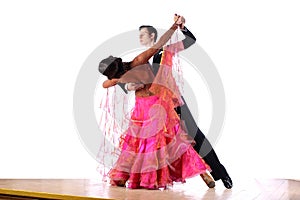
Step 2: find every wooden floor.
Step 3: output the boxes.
[0,178,299,200]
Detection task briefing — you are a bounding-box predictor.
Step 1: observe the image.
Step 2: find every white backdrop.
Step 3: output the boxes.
[1,0,299,180]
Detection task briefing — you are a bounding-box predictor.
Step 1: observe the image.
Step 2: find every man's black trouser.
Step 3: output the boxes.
[176,98,229,181]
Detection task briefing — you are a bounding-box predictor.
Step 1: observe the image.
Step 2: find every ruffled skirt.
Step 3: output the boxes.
[108,95,210,189]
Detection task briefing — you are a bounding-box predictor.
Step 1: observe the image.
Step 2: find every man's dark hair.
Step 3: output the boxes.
[139,25,158,42]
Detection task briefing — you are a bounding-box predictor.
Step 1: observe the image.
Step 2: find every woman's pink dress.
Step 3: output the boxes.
[108,45,210,189]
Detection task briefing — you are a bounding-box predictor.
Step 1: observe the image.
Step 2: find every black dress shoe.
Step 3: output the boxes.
[221,176,233,189]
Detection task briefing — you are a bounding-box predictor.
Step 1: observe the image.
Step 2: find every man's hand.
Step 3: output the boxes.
[126,83,144,91]
[174,14,185,29]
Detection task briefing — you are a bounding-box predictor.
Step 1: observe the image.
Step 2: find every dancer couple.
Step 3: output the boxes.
[98,14,232,190]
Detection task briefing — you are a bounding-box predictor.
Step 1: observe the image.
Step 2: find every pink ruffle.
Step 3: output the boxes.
[108,96,210,189]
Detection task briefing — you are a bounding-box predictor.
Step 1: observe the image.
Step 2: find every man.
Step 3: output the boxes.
[128,18,233,189]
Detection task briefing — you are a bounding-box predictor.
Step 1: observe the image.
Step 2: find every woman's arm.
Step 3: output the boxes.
[102,78,119,88]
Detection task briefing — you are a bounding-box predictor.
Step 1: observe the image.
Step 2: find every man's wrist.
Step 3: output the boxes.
[181,26,187,32]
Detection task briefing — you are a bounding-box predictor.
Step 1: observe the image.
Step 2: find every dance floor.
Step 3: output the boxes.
[0,177,299,200]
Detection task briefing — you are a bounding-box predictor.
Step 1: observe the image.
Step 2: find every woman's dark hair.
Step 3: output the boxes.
[98,56,124,79]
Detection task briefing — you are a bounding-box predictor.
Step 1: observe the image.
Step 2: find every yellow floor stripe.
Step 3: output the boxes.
[0,188,113,200]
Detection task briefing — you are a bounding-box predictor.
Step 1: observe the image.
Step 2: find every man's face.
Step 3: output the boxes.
[139,28,154,47]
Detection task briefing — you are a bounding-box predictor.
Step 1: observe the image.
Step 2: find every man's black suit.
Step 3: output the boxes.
[151,27,231,182]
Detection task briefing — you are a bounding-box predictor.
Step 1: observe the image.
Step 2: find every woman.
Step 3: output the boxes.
[98,15,212,189]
